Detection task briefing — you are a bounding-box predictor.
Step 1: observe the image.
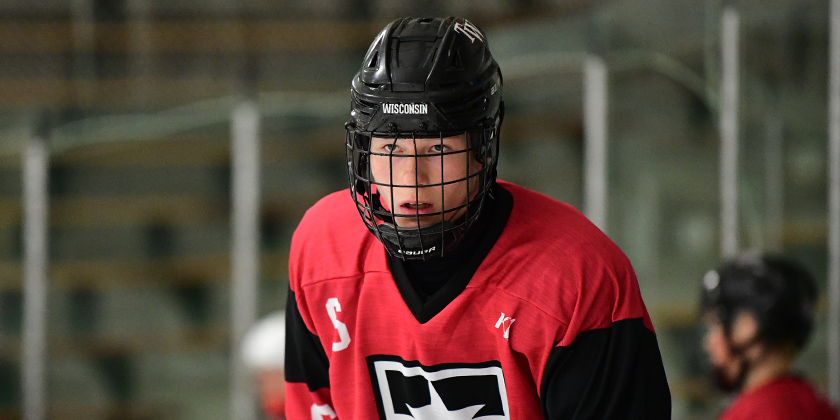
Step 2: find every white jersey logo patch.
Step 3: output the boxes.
[368,356,510,419]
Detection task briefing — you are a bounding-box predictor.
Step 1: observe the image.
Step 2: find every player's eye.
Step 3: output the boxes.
[382,143,398,153]
[430,144,448,154]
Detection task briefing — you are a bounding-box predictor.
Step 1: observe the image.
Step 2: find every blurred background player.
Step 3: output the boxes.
[700,253,839,420]
[241,311,286,420]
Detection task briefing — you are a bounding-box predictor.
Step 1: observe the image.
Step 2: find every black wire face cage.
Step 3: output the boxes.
[346,123,499,260]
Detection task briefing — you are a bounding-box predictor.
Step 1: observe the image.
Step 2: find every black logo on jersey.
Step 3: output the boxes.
[367,355,510,420]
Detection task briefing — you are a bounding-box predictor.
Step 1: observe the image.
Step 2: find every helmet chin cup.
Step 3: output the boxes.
[375,220,461,260]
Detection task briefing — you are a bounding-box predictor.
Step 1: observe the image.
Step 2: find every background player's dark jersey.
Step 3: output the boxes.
[285,181,671,420]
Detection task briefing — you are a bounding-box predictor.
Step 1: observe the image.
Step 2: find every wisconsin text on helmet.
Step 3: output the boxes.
[453,20,484,43]
[381,103,428,115]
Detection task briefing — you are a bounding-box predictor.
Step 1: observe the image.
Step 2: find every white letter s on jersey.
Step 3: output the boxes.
[326,298,351,351]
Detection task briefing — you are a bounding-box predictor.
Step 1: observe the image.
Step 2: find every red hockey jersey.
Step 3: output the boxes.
[719,375,838,420]
[285,181,671,419]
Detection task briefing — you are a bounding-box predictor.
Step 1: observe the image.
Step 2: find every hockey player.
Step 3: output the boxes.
[700,253,839,420]
[285,16,671,419]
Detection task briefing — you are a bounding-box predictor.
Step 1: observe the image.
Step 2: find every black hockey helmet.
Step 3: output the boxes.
[345,17,504,260]
[700,253,818,351]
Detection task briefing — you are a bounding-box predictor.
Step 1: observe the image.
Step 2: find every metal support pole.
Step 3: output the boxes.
[720,7,740,258]
[583,55,609,233]
[230,99,261,420]
[22,136,49,420]
[827,0,840,404]
[764,116,784,251]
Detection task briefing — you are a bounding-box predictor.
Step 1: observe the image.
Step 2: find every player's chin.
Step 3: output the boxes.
[392,215,442,229]
[393,208,469,229]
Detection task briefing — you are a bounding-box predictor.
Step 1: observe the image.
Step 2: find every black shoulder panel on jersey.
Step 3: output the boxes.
[540,317,672,420]
[285,289,331,391]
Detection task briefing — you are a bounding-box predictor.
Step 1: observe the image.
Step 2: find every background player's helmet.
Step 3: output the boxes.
[240,311,285,371]
[701,253,818,351]
[346,17,504,260]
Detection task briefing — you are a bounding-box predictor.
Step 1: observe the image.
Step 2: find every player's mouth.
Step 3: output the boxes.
[399,201,435,214]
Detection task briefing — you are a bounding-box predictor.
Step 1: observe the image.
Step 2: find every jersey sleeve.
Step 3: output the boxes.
[284,288,336,420]
[539,317,671,419]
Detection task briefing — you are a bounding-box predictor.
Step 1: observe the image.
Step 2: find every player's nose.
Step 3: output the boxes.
[393,152,430,186]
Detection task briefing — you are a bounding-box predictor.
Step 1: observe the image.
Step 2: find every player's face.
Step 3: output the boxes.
[703,317,731,368]
[369,134,481,228]
[702,312,760,391]
[702,316,743,390]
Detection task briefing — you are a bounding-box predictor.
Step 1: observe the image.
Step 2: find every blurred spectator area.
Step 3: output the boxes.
[0,0,833,419]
